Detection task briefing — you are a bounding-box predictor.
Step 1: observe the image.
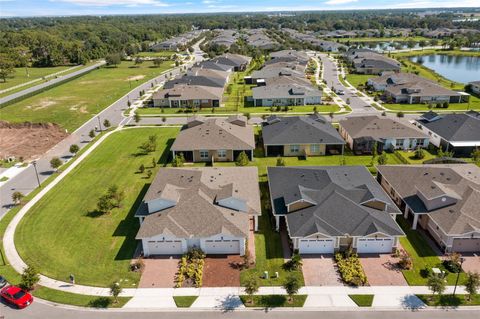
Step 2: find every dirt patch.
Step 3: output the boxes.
[202,255,242,287]
[0,121,68,161]
[126,75,145,81]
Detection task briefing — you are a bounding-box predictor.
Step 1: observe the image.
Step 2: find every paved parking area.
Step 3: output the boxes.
[301,255,343,286]
[138,256,179,288]
[461,254,480,273]
[203,255,243,287]
[359,254,407,286]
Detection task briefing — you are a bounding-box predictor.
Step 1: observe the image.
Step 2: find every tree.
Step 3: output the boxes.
[138,135,157,154]
[465,272,480,301]
[12,191,24,205]
[103,119,111,128]
[471,148,480,163]
[69,144,80,155]
[134,57,143,66]
[146,170,153,178]
[371,141,378,165]
[110,282,122,303]
[151,157,157,168]
[134,111,140,123]
[153,58,162,67]
[138,164,145,173]
[20,266,40,291]
[235,151,249,166]
[107,185,124,208]
[89,130,95,138]
[283,275,301,303]
[377,151,388,165]
[50,157,62,171]
[427,273,446,296]
[106,53,121,67]
[97,194,115,214]
[0,53,15,82]
[414,147,425,160]
[172,153,185,167]
[437,147,454,158]
[243,275,259,304]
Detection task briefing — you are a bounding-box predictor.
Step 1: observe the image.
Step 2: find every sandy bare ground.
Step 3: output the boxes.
[0,121,69,161]
[126,75,145,81]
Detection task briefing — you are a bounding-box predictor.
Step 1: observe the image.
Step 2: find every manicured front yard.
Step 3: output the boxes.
[417,294,480,307]
[349,294,374,307]
[173,296,198,308]
[15,127,179,287]
[0,60,173,131]
[240,295,307,307]
[397,217,466,286]
[381,96,480,112]
[345,74,374,89]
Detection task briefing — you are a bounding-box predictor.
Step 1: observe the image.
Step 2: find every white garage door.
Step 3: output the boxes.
[147,240,183,255]
[452,238,480,253]
[204,239,240,254]
[357,237,393,254]
[298,239,335,254]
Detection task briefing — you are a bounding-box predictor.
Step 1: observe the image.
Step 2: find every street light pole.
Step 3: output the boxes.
[97,115,102,132]
[452,257,465,296]
[32,161,41,188]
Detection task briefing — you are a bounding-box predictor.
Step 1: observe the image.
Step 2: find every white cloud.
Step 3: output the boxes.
[55,0,169,7]
[324,0,358,5]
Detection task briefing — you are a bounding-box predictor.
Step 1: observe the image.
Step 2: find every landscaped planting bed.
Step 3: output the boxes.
[175,249,205,288]
[240,295,307,307]
[335,252,368,286]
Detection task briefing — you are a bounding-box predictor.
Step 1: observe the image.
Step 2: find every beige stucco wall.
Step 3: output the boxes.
[193,149,234,162]
[283,144,326,157]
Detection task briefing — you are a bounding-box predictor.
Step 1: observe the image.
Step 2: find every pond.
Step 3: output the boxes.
[409,54,480,84]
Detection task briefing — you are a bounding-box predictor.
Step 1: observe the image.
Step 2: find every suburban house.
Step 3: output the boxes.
[345,49,401,74]
[210,53,251,71]
[368,72,468,104]
[252,82,321,107]
[152,84,223,108]
[163,75,226,89]
[339,115,429,154]
[268,166,404,254]
[247,67,304,84]
[187,67,230,85]
[150,30,203,51]
[469,81,480,95]
[377,164,480,253]
[209,29,239,48]
[170,115,255,162]
[414,111,480,157]
[135,167,261,256]
[262,114,345,156]
[246,29,278,50]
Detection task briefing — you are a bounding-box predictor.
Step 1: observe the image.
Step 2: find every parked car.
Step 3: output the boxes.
[0,276,7,288]
[0,286,33,309]
[336,89,345,95]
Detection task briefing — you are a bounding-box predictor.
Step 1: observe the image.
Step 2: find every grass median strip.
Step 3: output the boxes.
[349,294,374,307]
[240,295,307,307]
[173,296,198,308]
[417,294,480,307]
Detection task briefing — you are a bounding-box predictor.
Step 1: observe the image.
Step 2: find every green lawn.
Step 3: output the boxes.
[345,74,375,88]
[349,294,374,307]
[336,36,431,43]
[0,60,173,132]
[0,66,71,92]
[417,294,480,307]
[397,217,466,286]
[381,96,480,112]
[173,296,198,307]
[240,295,307,307]
[395,150,436,164]
[135,51,179,58]
[15,127,179,287]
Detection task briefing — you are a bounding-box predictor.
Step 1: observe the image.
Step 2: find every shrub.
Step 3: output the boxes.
[20,266,40,291]
[398,251,413,270]
[69,144,80,155]
[414,147,426,159]
[235,151,249,166]
[172,153,185,167]
[335,252,367,286]
[276,157,285,166]
[283,253,303,271]
[50,157,62,171]
[442,252,463,273]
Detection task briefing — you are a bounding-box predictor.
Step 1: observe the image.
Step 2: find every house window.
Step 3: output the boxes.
[310,144,320,153]
[395,139,404,148]
[290,145,300,153]
[217,150,227,158]
[200,150,209,160]
[417,139,424,147]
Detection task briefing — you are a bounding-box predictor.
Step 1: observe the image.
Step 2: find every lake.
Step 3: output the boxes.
[409,54,480,84]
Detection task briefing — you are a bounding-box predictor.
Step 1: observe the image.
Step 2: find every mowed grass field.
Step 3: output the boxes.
[0,60,173,132]
[15,127,179,287]
[0,66,72,91]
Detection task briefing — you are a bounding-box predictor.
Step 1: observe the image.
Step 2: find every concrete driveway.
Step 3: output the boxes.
[138,256,179,288]
[301,254,343,286]
[359,254,407,286]
[460,254,480,273]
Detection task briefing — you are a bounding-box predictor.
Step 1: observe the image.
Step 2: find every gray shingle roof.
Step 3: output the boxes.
[340,115,428,139]
[268,166,403,238]
[262,115,345,145]
[163,75,225,89]
[136,167,261,239]
[377,164,480,235]
[417,111,480,142]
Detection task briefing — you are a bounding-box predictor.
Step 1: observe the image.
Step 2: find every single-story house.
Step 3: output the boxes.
[262,114,345,156]
[368,73,468,104]
[268,166,404,254]
[252,82,321,107]
[339,115,429,154]
[377,164,480,253]
[210,53,252,71]
[247,67,304,84]
[163,75,226,89]
[270,50,309,64]
[135,167,261,256]
[414,111,480,157]
[171,115,255,162]
[152,85,223,108]
[345,49,401,75]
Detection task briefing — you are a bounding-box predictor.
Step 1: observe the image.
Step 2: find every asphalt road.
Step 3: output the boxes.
[0,62,106,106]
[1,301,477,319]
[0,41,204,218]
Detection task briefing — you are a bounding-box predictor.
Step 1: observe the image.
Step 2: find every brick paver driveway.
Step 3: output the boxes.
[203,255,243,287]
[460,254,480,273]
[359,254,407,286]
[301,254,343,286]
[138,256,179,288]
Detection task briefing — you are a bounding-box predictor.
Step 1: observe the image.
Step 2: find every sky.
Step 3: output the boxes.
[0,0,479,17]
